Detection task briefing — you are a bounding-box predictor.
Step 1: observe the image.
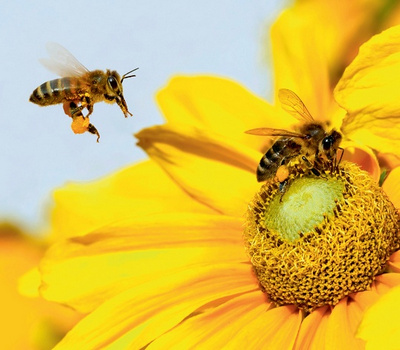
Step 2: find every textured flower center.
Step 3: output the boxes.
[244,162,400,312]
[265,177,344,241]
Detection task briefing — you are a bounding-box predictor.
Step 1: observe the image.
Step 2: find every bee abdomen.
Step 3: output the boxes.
[29,78,77,106]
[257,152,282,182]
[256,138,301,182]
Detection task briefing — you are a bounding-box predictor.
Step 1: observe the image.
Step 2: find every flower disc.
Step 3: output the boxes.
[244,162,400,312]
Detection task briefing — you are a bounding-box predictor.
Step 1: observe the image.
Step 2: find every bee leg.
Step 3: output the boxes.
[81,95,94,118]
[301,156,322,177]
[335,147,345,172]
[279,179,288,193]
[67,101,100,142]
[63,101,84,118]
[279,179,289,202]
[88,123,100,143]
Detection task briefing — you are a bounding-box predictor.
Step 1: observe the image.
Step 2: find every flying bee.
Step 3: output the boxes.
[246,89,343,189]
[29,42,138,142]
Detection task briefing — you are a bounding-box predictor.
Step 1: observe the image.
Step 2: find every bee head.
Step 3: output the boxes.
[319,130,342,160]
[105,71,123,96]
[104,70,135,117]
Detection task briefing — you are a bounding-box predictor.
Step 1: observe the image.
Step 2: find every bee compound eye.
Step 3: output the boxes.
[108,76,118,90]
[322,137,333,150]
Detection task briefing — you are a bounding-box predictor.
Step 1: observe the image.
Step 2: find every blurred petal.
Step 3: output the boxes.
[53,264,257,349]
[157,76,295,152]
[357,285,400,349]
[382,166,400,207]
[136,124,261,217]
[50,160,214,239]
[340,141,380,181]
[335,25,400,155]
[271,5,331,120]
[271,1,400,121]
[0,224,79,349]
[40,213,248,312]
[378,152,400,170]
[19,267,41,298]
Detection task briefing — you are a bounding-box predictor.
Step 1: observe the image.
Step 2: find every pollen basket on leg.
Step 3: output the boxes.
[244,162,400,312]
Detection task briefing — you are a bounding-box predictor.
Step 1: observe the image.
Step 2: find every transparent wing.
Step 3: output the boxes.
[278,89,314,122]
[39,42,89,77]
[245,128,306,138]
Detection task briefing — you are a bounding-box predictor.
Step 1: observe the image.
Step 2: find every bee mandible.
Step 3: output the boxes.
[29,42,138,142]
[246,89,343,190]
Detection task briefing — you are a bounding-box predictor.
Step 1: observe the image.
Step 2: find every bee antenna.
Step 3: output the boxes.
[121,67,139,83]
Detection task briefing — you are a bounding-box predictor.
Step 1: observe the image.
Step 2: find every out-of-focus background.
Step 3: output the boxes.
[0,0,287,232]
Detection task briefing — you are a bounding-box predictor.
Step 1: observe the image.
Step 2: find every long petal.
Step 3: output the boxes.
[53,264,258,349]
[325,298,365,350]
[136,124,261,217]
[40,213,248,312]
[148,291,270,349]
[49,160,214,239]
[271,5,331,121]
[235,305,302,349]
[294,306,330,350]
[156,76,295,153]
[335,25,400,155]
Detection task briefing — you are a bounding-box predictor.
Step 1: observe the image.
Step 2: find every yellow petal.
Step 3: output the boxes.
[294,306,330,350]
[357,285,400,349]
[349,289,380,311]
[18,267,41,298]
[136,124,261,217]
[52,264,257,349]
[340,140,380,182]
[272,1,400,123]
[335,25,400,155]
[388,251,400,272]
[325,298,365,350]
[40,213,248,312]
[271,5,331,120]
[375,272,400,288]
[0,224,79,349]
[236,305,301,349]
[382,166,400,207]
[148,291,269,349]
[49,160,214,240]
[378,152,400,171]
[157,75,295,153]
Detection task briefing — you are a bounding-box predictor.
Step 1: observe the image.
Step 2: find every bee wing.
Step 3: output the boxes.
[245,128,306,138]
[278,89,314,122]
[39,42,89,77]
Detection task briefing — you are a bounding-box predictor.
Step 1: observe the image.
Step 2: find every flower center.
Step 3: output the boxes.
[265,177,344,241]
[244,162,400,312]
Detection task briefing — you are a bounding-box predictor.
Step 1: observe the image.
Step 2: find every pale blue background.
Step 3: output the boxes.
[0,0,287,232]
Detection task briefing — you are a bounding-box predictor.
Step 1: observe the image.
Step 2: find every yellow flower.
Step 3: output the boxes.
[0,223,79,349]
[38,5,400,350]
[33,0,400,349]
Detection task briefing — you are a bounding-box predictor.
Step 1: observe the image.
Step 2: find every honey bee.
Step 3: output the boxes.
[29,43,137,142]
[246,89,343,189]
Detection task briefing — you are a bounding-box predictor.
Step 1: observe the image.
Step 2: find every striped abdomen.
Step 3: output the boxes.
[257,138,302,182]
[29,77,84,106]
